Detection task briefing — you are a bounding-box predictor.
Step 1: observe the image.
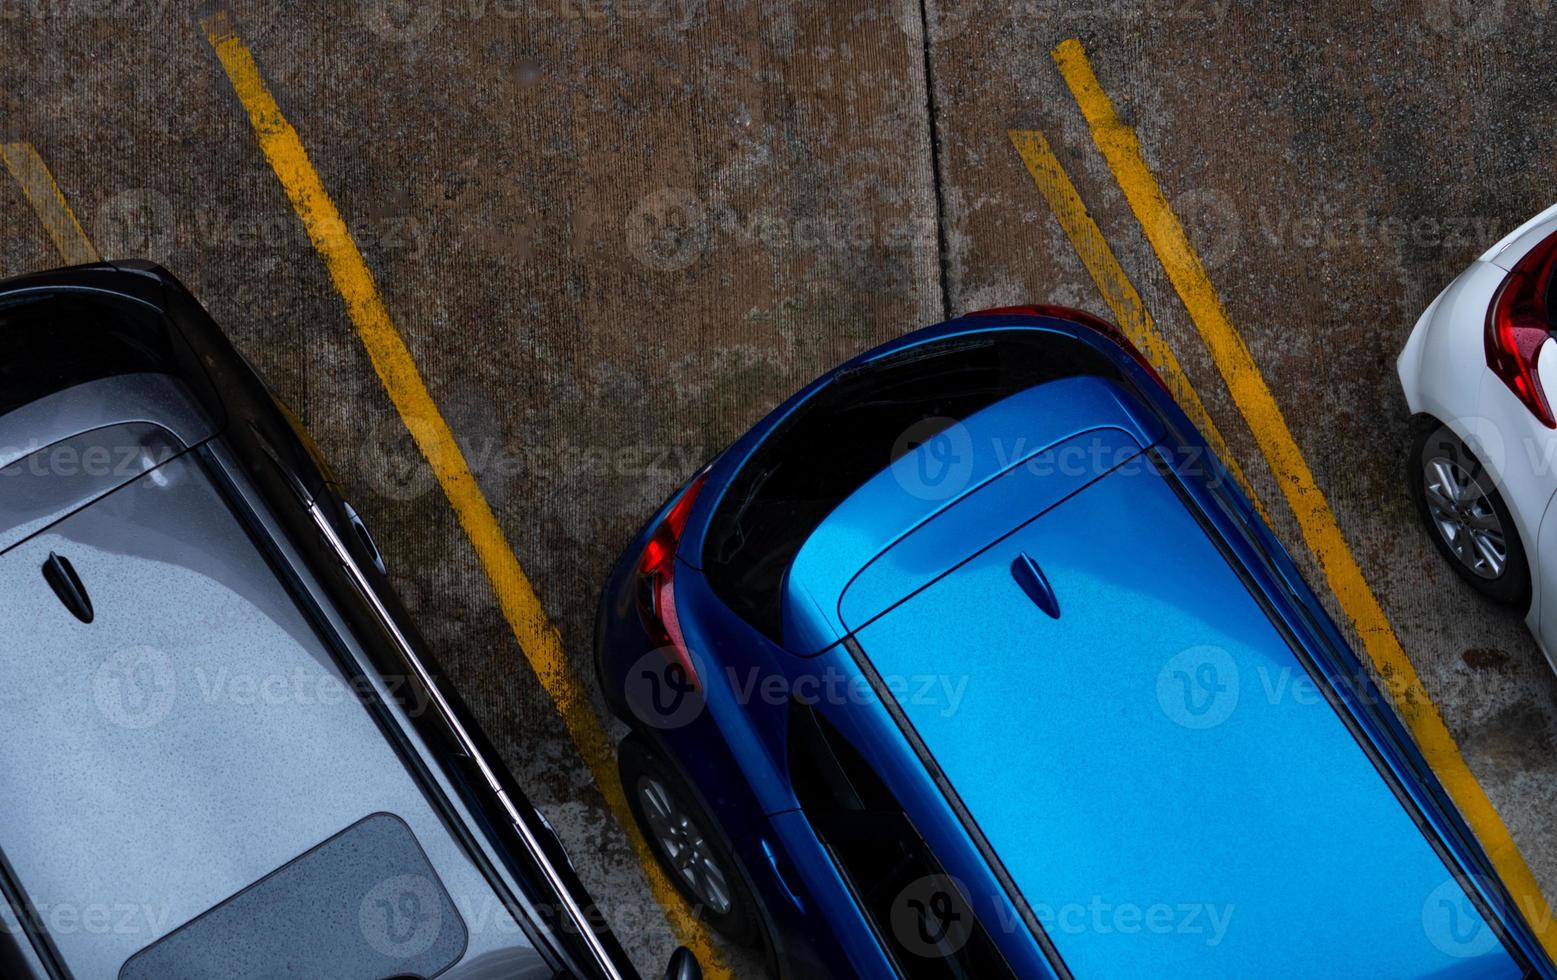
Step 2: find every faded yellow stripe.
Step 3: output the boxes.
[201,12,732,975]
[1008,128,1268,524]
[1053,36,1557,953]
[1,143,100,265]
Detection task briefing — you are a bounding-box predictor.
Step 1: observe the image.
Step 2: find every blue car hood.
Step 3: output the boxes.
[847,446,1522,977]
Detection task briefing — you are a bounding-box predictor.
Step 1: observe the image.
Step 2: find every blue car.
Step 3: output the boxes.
[596,306,1553,979]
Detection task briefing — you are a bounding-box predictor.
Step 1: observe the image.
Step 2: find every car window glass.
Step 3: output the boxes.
[705,329,1120,641]
[788,704,1020,979]
[0,291,174,417]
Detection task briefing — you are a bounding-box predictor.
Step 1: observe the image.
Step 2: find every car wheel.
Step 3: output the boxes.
[1410,422,1531,606]
[618,733,762,947]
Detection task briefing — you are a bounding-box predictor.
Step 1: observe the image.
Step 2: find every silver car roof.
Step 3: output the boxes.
[0,442,549,977]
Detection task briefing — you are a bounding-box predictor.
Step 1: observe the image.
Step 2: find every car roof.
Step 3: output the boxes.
[848,445,1525,977]
[780,377,1531,976]
[0,449,547,977]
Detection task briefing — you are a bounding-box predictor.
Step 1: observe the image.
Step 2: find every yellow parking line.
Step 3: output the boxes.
[1,143,100,265]
[1008,129,1268,524]
[1052,36,1557,952]
[199,12,731,975]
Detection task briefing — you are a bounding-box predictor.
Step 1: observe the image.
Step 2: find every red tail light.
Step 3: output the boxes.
[968,304,1169,391]
[636,473,707,688]
[1486,234,1557,428]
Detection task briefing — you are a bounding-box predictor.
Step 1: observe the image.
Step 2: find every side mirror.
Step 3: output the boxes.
[663,946,703,980]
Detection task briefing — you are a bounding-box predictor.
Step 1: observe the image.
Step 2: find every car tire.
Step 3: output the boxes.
[618,733,763,948]
[1410,422,1531,607]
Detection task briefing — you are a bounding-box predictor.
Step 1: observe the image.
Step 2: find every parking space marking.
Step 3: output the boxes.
[1051,36,1557,950]
[198,11,732,974]
[1,143,99,265]
[1008,128,1268,523]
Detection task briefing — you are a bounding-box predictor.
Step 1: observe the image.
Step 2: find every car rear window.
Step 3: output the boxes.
[0,290,175,418]
[702,328,1122,640]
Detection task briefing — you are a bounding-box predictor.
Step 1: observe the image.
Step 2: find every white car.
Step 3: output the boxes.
[1399,201,1557,666]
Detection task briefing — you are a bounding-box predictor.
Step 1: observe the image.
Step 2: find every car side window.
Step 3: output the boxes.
[788,704,1018,980]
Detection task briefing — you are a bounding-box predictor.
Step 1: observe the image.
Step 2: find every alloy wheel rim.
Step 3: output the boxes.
[637,776,733,915]
[1423,455,1507,580]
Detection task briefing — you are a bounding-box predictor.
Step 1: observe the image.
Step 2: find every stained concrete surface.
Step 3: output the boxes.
[2,0,1556,975]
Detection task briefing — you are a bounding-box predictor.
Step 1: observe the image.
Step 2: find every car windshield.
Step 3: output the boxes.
[0,290,174,417]
[702,327,1122,641]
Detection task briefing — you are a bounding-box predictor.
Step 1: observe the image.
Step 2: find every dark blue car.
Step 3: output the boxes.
[596,306,1553,978]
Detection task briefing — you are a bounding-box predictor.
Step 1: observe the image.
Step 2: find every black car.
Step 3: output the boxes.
[0,262,700,980]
